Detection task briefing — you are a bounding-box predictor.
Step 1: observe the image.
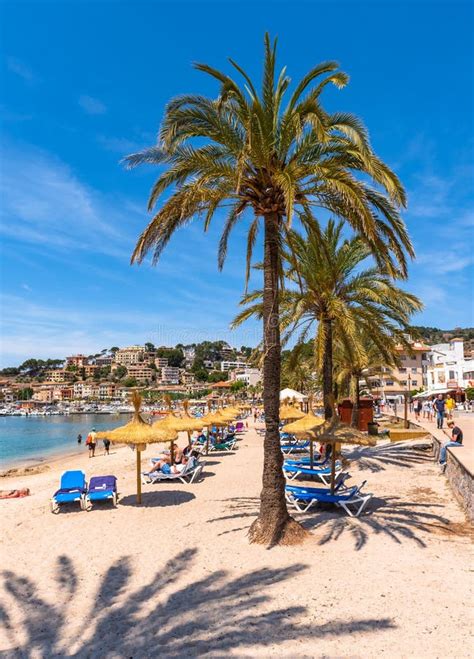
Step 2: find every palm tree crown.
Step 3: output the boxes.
[125,35,412,278]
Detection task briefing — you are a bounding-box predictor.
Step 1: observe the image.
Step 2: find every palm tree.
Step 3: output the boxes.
[334,328,406,427]
[124,35,412,545]
[233,219,422,420]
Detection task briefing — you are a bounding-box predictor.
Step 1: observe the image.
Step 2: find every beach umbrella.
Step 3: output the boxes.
[279,403,306,421]
[96,392,177,504]
[281,412,325,467]
[173,401,205,444]
[305,403,376,493]
[199,410,230,454]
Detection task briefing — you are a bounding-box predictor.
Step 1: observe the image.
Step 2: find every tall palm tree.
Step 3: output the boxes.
[124,35,412,545]
[232,219,422,420]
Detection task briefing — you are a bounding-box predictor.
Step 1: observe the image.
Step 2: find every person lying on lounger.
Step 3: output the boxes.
[0,488,30,499]
[149,454,190,474]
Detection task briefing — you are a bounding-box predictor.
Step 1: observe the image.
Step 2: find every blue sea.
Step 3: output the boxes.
[0,414,132,468]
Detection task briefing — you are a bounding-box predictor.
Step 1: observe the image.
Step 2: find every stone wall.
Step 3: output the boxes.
[431,435,474,522]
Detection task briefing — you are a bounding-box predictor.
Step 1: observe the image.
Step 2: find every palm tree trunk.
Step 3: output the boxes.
[322,318,333,420]
[248,213,307,546]
[350,372,360,428]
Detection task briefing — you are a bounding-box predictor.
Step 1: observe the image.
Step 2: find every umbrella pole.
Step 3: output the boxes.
[170,440,175,466]
[330,444,336,495]
[136,448,142,504]
[310,440,314,469]
[206,429,209,455]
[187,431,192,447]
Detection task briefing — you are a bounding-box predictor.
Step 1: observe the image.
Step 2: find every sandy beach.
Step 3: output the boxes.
[1,421,472,657]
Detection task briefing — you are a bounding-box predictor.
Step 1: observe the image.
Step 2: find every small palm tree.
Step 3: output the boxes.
[233,219,422,420]
[125,35,412,545]
[334,328,406,427]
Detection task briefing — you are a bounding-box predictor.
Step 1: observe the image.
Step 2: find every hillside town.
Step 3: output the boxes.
[0,341,263,412]
[1,334,473,414]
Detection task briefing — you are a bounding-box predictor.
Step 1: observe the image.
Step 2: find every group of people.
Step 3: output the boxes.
[77,429,110,458]
[147,442,199,475]
[413,394,457,427]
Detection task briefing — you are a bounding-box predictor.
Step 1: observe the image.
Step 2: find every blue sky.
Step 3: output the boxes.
[1,0,473,367]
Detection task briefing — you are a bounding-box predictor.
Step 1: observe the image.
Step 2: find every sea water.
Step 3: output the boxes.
[0,414,132,467]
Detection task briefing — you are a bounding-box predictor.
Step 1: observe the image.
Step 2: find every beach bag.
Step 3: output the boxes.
[85,434,92,446]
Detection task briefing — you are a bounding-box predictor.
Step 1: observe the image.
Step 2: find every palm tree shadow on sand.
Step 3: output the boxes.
[2,549,396,656]
[344,441,433,474]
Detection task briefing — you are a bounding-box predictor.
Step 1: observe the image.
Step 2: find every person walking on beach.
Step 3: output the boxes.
[433,395,446,429]
[103,438,111,455]
[86,427,97,458]
[439,420,463,465]
[77,433,82,444]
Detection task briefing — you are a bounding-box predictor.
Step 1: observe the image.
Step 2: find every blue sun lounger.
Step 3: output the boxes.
[50,470,86,513]
[283,461,342,485]
[85,475,118,508]
[286,480,372,516]
[280,440,311,455]
[284,456,329,468]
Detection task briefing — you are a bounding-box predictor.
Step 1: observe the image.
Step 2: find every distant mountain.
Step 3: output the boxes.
[412,326,474,353]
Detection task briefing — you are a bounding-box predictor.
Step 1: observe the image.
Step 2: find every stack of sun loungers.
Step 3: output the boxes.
[50,471,118,513]
[279,434,373,517]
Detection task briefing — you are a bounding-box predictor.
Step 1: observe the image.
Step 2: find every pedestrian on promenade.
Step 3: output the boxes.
[439,420,463,465]
[414,399,422,422]
[446,394,456,420]
[433,395,446,429]
[427,399,434,422]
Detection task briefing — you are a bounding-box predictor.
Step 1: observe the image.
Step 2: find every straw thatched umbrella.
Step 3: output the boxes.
[96,392,177,504]
[281,412,325,467]
[279,403,306,422]
[173,401,205,445]
[199,410,231,454]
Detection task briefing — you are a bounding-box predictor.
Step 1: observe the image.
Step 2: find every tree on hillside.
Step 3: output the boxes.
[125,35,412,545]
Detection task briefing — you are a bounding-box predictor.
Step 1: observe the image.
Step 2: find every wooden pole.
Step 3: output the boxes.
[330,444,336,495]
[136,448,142,504]
[310,440,314,469]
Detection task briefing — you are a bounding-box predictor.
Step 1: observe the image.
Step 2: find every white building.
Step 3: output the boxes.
[158,366,180,384]
[221,360,247,372]
[427,338,474,393]
[235,368,262,387]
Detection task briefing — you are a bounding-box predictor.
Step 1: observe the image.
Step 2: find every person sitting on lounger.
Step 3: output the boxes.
[149,454,190,474]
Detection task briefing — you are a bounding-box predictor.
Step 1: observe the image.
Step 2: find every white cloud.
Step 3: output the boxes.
[78,94,107,115]
[7,56,37,83]
[97,135,142,153]
[0,141,137,259]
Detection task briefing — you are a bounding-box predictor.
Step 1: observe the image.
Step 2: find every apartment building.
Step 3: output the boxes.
[158,366,180,384]
[234,368,262,387]
[367,342,430,401]
[155,357,169,369]
[427,337,474,394]
[46,369,75,383]
[66,354,88,368]
[98,382,117,399]
[32,386,55,404]
[220,360,247,372]
[114,346,145,366]
[127,365,154,382]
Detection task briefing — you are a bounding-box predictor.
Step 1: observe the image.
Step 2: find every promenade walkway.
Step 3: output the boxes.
[404,409,474,475]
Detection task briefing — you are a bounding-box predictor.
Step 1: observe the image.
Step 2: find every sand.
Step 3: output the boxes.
[1,421,472,658]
